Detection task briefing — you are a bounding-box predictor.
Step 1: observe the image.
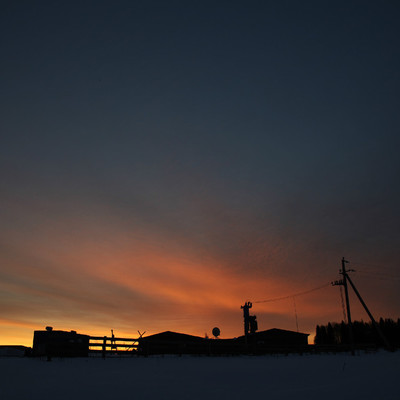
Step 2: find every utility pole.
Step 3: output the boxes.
[346,274,392,351]
[332,257,392,353]
[341,257,355,355]
[241,302,252,337]
[332,258,355,354]
[241,302,251,348]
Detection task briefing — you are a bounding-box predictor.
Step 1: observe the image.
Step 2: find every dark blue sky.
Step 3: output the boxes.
[1,1,400,342]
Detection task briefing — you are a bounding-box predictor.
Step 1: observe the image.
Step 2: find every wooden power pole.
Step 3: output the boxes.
[341,257,355,355]
[332,257,392,353]
[345,273,392,350]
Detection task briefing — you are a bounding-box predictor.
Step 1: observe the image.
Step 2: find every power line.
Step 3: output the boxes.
[354,270,400,281]
[351,261,398,272]
[254,282,332,304]
[339,260,400,281]
[351,261,384,268]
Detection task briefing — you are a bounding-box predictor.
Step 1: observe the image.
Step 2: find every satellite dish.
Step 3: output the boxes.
[212,327,220,338]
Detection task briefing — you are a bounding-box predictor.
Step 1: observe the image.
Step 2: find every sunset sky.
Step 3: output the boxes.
[1,1,400,347]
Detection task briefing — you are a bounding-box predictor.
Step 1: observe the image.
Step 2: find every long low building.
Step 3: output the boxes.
[237,328,309,346]
[138,329,309,355]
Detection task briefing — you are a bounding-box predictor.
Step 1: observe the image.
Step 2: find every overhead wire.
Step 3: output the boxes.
[354,270,400,281]
[253,282,332,303]
[338,260,400,281]
[252,281,332,334]
[249,264,397,335]
[351,261,392,269]
[351,261,399,274]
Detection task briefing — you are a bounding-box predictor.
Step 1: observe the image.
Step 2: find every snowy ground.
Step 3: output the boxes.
[1,351,399,400]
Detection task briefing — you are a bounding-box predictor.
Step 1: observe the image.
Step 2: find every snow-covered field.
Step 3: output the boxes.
[1,351,399,400]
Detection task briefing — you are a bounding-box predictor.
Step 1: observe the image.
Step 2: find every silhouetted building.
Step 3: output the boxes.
[138,331,206,355]
[238,328,309,347]
[32,327,89,357]
[0,345,30,357]
[138,328,309,355]
[30,326,309,357]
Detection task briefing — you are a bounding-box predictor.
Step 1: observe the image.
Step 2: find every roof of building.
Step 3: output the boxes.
[236,328,309,343]
[139,331,205,342]
[259,328,309,337]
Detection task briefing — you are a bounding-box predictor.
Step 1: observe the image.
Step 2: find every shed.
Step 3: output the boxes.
[0,346,30,357]
[32,327,89,357]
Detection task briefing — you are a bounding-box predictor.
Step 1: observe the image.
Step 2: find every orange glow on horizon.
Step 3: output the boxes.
[1,215,398,348]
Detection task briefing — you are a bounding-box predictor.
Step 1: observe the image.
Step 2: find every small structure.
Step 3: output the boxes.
[32,327,89,357]
[0,346,30,357]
